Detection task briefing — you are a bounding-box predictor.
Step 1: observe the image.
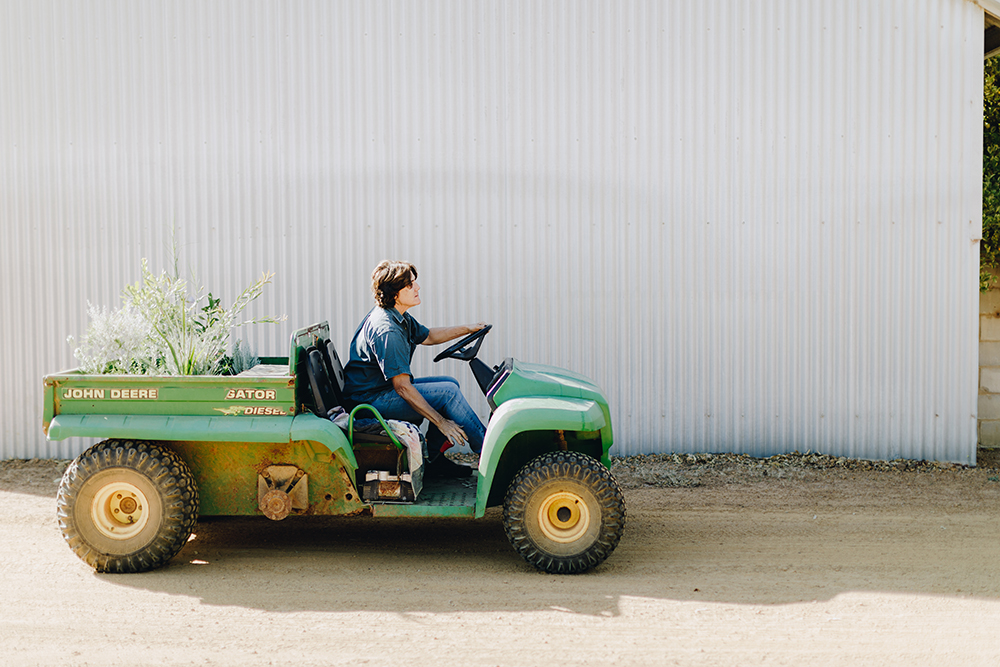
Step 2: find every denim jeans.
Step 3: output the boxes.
[366,376,485,454]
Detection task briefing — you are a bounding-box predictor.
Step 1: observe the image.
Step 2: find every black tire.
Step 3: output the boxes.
[503,451,626,574]
[56,439,199,573]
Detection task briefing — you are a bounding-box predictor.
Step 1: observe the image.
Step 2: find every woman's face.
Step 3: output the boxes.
[395,275,421,311]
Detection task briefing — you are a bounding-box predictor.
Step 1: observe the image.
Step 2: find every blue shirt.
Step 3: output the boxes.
[342,307,430,403]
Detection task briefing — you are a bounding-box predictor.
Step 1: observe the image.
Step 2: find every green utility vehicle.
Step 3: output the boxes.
[43,322,625,574]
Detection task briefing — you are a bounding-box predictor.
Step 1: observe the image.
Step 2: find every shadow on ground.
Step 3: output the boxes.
[96,480,1000,616]
[0,459,68,496]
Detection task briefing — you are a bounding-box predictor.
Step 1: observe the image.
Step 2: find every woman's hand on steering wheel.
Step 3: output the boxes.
[433,324,493,362]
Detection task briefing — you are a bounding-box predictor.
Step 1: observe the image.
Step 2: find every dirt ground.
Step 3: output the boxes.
[3,454,1000,667]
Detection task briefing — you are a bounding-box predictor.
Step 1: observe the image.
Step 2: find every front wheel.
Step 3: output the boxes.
[57,440,199,573]
[503,451,626,574]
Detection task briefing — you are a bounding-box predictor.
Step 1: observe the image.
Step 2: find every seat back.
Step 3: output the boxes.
[302,334,350,418]
[304,346,339,418]
[321,340,347,405]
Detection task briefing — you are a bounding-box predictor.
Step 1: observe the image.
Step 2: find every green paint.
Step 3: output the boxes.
[369,503,475,517]
[47,414,297,443]
[474,397,607,517]
[45,371,297,419]
[289,413,357,468]
[491,359,614,458]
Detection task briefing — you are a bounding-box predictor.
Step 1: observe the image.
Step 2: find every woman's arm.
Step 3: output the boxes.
[390,374,469,447]
[421,322,486,346]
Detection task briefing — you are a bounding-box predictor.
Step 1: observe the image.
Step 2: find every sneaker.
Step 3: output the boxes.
[426,454,473,478]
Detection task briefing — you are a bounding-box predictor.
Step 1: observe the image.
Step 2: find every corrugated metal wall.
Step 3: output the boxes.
[0,0,984,463]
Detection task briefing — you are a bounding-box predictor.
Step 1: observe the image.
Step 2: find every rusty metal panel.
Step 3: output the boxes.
[0,0,985,463]
[168,440,363,517]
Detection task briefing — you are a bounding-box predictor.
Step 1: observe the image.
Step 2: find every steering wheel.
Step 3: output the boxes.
[433,324,493,362]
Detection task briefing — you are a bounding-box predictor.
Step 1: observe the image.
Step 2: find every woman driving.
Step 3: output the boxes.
[342,260,487,478]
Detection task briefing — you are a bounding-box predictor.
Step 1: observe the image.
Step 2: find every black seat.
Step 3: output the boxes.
[304,346,339,418]
[320,340,347,404]
[303,340,399,447]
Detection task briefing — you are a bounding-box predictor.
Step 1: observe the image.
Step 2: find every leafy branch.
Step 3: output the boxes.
[71,259,285,375]
[983,57,1000,291]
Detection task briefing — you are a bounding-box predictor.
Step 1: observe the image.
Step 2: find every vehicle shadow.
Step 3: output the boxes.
[98,484,1000,616]
[0,459,68,497]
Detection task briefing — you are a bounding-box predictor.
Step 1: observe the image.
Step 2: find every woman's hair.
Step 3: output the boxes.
[371,260,418,309]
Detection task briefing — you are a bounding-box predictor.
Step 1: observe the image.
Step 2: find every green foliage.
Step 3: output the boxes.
[68,303,164,375]
[71,259,283,375]
[217,339,261,376]
[983,58,1000,291]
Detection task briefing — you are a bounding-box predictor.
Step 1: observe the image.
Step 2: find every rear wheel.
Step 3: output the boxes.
[57,440,199,573]
[503,451,626,574]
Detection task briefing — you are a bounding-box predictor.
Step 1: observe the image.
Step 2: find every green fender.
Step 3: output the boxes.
[288,413,358,468]
[46,414,295,443]
[475,396,608,517]
[46,413,356,468]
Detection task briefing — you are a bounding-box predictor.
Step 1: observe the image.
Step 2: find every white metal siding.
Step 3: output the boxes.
[0,0,984,463]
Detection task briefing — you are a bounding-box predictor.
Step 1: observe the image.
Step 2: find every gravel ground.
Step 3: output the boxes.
[609,450,999,488]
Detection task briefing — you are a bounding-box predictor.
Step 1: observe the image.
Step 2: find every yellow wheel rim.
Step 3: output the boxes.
[90,481,150,541]
[537,491,591,544]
